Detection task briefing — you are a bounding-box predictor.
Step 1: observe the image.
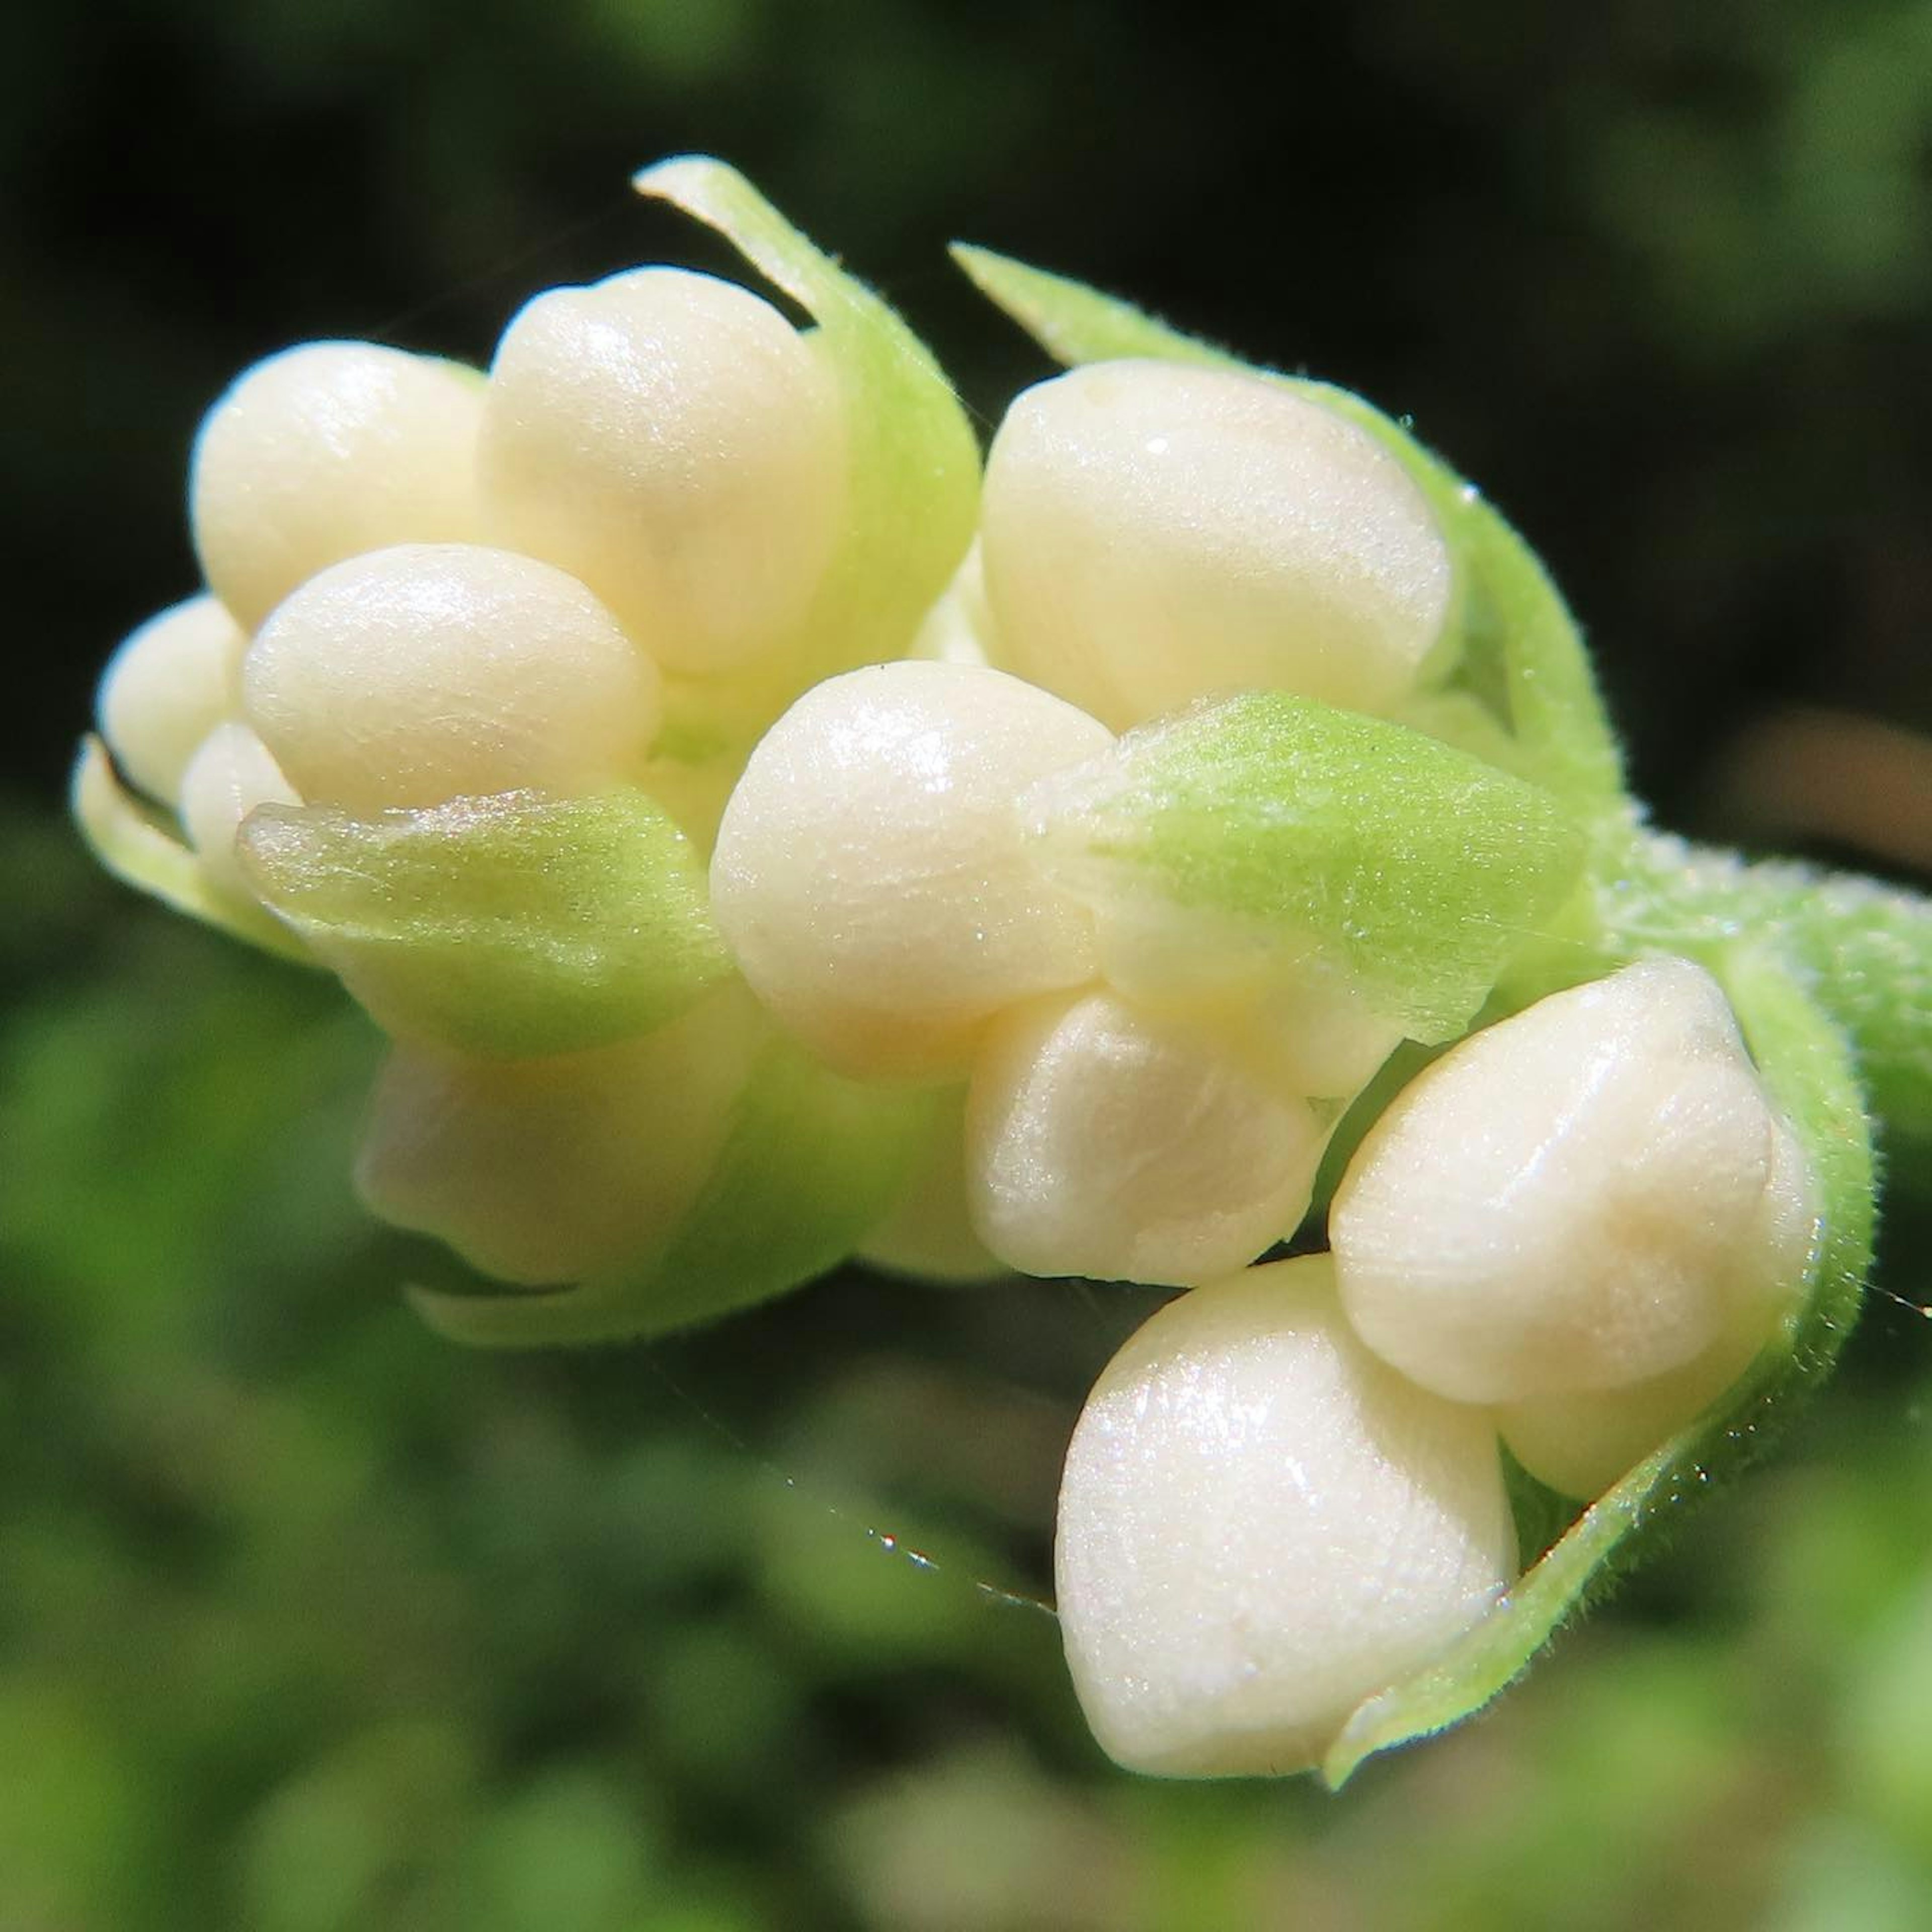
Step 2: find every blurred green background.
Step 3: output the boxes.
[5,2,1932,1926]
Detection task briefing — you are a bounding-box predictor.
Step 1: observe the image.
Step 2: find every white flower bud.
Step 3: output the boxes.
[1331,958,1788,1406]
[242,544,662,814]
[1057,1254,1515,1777]
[1498,1111,1818,1496]
[966,990,1326,1284]
[980,360,1452,731]
[479,267,846,677]
[709,662,1112,1079]
[97,596,248,804]
[356,987,758,1286]
[177,722,301,904]
[191,343,484,631]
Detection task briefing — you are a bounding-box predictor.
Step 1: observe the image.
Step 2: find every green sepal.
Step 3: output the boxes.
[636,157,979,749]
[951,246,1625,812]
[1028,692,1590,1045]
[1321,949,1874,1786]
[238,787,731,1058]
[70,736,313,965]
[407,1034,939,1347]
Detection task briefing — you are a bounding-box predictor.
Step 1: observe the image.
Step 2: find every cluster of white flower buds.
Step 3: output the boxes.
[1058,958,1813,1776]
[80,164,1824,1783]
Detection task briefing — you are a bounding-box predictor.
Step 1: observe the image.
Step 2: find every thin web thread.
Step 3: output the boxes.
[641,1349,1059,1621]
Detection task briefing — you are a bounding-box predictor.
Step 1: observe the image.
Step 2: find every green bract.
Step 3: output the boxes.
[407,1031,940,1348]
[633,158,980,758]
[238,788,730,1059]
[1026,691,1589,1045]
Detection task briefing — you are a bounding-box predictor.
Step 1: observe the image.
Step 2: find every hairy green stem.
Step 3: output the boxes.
[1606,829,1932,1144]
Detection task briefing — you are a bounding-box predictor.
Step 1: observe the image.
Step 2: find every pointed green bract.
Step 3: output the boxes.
[637,158,979,746]
[70,737,312,965]
[238,787,731,1059]
[952,245,1624,811]
[1323,951,1873,1785]
[1028,693,1589,1044]
[407,1034,939,1347]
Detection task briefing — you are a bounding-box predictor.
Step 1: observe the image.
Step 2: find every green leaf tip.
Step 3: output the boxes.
[637,156,979,729]
[71,736,312,964]
[239,786,732,1060]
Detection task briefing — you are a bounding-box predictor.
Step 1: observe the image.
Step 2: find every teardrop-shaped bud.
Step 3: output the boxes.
[1331,957,1787,1405]
[356,986,759,1287]
[97,596,248,804]
[1497,1110,1818,1496]
[966,989,1325,1284]
[242,544,661,813]
[191,343,484,631]
[709,662,1112,1079]
[981,360,1452,731]
[1057,1254,1515,1777]
[479,267,845,678]
[177,722,301,904]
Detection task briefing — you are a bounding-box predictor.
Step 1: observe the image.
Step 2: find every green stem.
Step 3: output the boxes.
[1605,828,1932,1144]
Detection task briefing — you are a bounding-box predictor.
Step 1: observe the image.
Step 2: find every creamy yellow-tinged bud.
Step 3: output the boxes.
[191,343,484,631]
[1499,1111,1818,1496]
[709,662,1112,1079]
[1331,958,1785,1406]
[356,987,758,1287]
[242,544,662,814]
[97,596,248,804]
[177,721,301,904]
[479,267,846,677]
[980,360,1452,731]
[1057,1255,1515,1777]
[966,990,1325,1284]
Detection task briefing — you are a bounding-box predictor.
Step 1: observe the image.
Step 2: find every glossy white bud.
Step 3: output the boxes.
[356,988,757,1286]
[980,360,1452,731]
[966,989,1325,1284]
[97,596,248,804]
[1331,958,1784,1406]
[479,267,845,677]
[1057,1255,1515,1777]
[242,544,661,813]
[1498,1111,1818,1496]
[177,722,301,904]
[709,662,1112,1079]
[191,343,484,631]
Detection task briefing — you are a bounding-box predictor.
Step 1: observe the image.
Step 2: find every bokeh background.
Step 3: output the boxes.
[5,2,1932,1926]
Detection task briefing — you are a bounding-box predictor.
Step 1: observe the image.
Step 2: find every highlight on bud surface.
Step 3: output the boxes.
[965,989,1325,1285]
[243,544,662,815]
[981,360,1454,730]
[191,342,485,632]
[1056,1256,1516,1778]
[480,267,846,678]
[1331,958,1804,1409]
[709,661,1113,1079]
